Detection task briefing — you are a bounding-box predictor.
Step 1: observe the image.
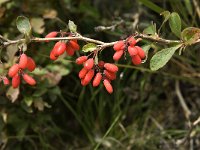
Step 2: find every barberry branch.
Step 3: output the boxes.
[2,32,200,50]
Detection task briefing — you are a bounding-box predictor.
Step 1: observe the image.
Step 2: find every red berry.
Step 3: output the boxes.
[76,56,88,65]
[50,50,58,60]
[83,69,94,83]
[79,68,88,79]
[98,61,105,68]
[50,41,62,59]
[103,79,113,94]
[8,64,20,78]
[12,74,20,88]
[128,46,138,56]
[56,42,67,56]
[22,73,36,86]
[45,31,58,42]
[104,63,118,73]
[127,37,137,46]
[113,50,123,61]
[19,54,28,69]
[66,45,75,56]
[81,78,88,86]
[132,55,142,65]
[26,57,36,72]
[104,70,116,80]
[84,58,94,70]
[3,77,9,85]
[45,31,58,38]
[69,40,80,51]
[93,72,102,87]
[113,40,125,51]
[135,46,146,59]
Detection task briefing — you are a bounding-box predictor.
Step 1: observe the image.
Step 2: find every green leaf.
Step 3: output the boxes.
[184,0,193,16]
[24,96,33,107]
[150,44,182,71]
[82,43,97,52]
[143,23,157,35]
[169,12,181,37]
[68,20,77,33]
[159,11,171,33]
[160,11,171,20]
[139,0,164,14]
[181,27,200,45]
[16,16,32,35]
[32,68,48,75]
[46,64,70,76]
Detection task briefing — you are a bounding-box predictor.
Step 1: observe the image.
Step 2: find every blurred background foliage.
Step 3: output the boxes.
[0,0,200,149]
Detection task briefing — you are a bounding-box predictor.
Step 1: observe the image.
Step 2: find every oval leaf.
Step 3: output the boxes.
[181,27,200,45]
[16,16,32,35]
[169,12,181,37]
[150,44,181,71]
[82,43,97,52]
[68,20,77,33]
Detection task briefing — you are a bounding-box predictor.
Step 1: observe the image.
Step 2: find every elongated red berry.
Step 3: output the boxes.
[50,50,58,60]
[26,57,36,72]
[83,69,94,83]
[12,74,20,88]
[103,79,113,94]
[50,41,62,59]
[22,73,36,86]
[113,50,123,61]
[135,46,146,59]
[128,46,138,56]
[76,56,88,65]
[45,31,58,42]
[93,72,102,87]
[53,41,62,49]
[79,68,88,79]
[132,55,142,65]
[98,61,105,68]
[127,37,137,46]
[113,40,125,51]
[56,42,67,56]
[104,63,118,73]
[81,78,88,86]
[69,40,80,51]
[66,45,75,56]
[84,58,94,70]
[19,54,28,69]
[8,64,20,78]
[3,77,9,85]
[104,70,116,80]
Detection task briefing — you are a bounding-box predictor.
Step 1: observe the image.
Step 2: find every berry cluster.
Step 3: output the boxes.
[113,37,146,65]
[76,56,118,94]
[8,54,36,88]
[45,32,80,60]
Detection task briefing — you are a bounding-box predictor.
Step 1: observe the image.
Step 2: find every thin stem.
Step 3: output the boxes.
[2,32,199,50]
